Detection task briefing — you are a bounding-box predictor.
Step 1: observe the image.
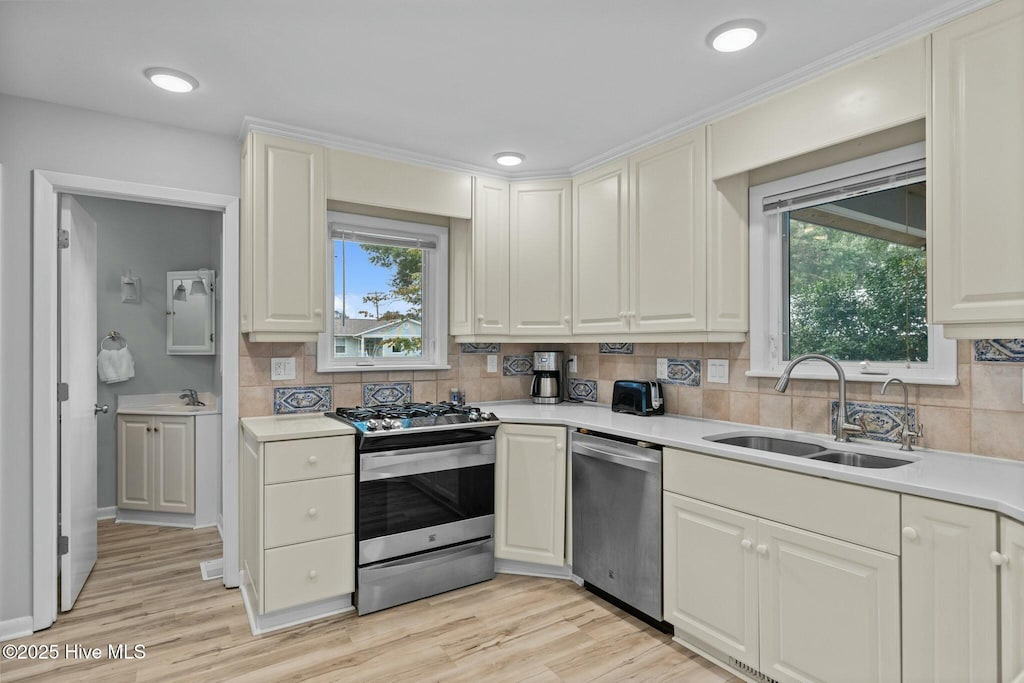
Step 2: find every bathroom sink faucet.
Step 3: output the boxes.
[774,354,865,443]
[881,378,923,451]
[179,389,205,407]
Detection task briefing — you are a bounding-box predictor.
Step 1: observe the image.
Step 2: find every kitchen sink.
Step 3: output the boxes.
[708,435,828,457]
[809,451,911,469]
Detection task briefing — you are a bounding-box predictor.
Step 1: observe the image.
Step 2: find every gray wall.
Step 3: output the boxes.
[0,93,239,622]
[80,196,221,509]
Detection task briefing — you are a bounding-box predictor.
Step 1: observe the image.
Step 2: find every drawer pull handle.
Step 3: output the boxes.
[308,455,318,465]
[741,539,753,550]
[307,508,318,518]
[756,544,768,556]
[902,526,919,541]
[991,551,1009,567]
[308,570,318,580]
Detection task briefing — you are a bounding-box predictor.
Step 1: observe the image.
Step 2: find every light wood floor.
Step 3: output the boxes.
[1,521,740,682]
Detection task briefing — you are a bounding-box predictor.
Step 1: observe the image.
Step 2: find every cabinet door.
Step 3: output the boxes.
[901,495,997,683]
[152,416,195,514]
[706,166,749,333]
[1003,516,1024,683]
[930,0,1024,335]
[758,520,900,683]
[663,493,759,669]
[248,133,326,338]
[473,176,510,335]
[495,424,566,566]
[117,415,153,510]
[629,130,707,332]
[573,160,630,334]
[509,180,572,335]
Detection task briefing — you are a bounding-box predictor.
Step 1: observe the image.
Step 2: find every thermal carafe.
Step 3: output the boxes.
[530,351,563,404]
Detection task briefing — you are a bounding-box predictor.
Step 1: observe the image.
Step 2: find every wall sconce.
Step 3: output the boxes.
[173,282,188,302]
[190,268,213,296]
[121,270,141,303]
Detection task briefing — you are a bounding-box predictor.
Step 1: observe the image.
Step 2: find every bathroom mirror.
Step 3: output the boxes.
[167,269,216,355]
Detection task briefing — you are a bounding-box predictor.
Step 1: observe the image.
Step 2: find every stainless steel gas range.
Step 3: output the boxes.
[326,402,500,615]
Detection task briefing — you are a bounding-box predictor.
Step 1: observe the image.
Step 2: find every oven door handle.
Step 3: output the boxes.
[361,442,496,480]
[366,538,493,574]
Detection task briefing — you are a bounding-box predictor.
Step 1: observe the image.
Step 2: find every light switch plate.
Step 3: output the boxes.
[271,357,296,381]
[567,355,578,374]
[487,354,498,373]
[708,359,729,384]
[656,358,669,380]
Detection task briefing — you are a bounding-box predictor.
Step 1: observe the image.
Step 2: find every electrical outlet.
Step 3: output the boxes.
[708,359,730,384]
[271,357,296,381]
[487,354,498,373]
[656,358,669,380]
[567,355,578,374]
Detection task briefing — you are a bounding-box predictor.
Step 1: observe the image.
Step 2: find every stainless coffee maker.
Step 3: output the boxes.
[530,351,564,404]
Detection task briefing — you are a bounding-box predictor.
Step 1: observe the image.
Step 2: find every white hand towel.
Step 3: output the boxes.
[97,347,135,383]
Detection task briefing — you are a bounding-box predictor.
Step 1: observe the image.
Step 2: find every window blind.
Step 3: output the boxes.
[763,161,925,215]
[329,223,437,250]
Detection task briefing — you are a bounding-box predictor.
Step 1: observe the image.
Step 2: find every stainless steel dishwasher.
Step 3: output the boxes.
[571,430,663,623]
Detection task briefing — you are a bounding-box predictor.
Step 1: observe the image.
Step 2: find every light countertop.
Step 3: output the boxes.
[118,392,220,416]
[240,414,356,442]
[479,400,1024,524]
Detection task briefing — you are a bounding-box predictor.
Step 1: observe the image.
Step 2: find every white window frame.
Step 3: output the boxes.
[748,142,958,386]
[317,211,448,372]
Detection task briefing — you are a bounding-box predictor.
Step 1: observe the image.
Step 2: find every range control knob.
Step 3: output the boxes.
[365,419,382,431]
[384,418,404,430]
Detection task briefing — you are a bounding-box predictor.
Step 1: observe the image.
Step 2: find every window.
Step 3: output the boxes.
[317,212,448,371]
[749,143,957,384]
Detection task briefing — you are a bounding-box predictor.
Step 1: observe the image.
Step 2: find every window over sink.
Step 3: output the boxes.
[749,142,958,384]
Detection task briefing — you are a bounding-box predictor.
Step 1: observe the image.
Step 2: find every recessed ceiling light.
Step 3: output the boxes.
[494,152,525,167]
[708,20,764,53]
[144,67,199,93]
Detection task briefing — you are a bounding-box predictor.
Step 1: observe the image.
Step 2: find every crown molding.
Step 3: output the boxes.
[242,0,990,183]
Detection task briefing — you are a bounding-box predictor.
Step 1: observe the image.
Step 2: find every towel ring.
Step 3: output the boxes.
[100,331,128,351]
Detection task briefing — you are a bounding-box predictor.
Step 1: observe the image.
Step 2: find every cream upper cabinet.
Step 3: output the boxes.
[573,159,631,334]
[901,495,998,683]
[448,217,475,336]
[509,180,572,335]
[706,153,749,334]
[1003,516,1024,683]
[473,176,510,335]
[242,133,326,342]
[630,130,707,332]
[929,0,1024,337]
[495,424,566,566]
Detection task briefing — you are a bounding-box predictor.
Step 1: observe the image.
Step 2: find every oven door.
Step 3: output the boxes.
[358,439,495,565]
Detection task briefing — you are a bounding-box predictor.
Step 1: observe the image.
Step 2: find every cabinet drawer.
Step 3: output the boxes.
[264,476,354,548]
[265,436,354,484]
[263,535,354,613]
[664,448,899,554]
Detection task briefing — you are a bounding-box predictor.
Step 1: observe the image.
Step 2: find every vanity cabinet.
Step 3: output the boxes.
[1003,516,1024,683]
[929,0,1024,337]
[241,132,326,342]
[494,424,567,566]
[117,414,195,514]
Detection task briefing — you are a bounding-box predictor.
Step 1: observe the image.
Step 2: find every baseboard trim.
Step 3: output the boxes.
[96,506,117,520]
[0,617,34,643]
[495,558,574,580]
[238,570,354,636]
[115,509,196,528]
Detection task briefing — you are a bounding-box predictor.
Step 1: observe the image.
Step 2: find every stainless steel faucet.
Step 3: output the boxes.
[774,353,865,442]
[179,389,205,407]
[881,378,923,451]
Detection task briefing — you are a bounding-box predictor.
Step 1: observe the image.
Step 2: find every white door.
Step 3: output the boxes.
[59,195,98,611]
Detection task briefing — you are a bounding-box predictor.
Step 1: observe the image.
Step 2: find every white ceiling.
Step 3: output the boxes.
[0,0,986,176]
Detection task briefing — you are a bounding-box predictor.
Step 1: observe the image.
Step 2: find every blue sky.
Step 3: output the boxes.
[333,240,414,319]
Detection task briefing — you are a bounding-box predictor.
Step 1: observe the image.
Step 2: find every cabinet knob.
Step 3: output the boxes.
[756,544,768,556]
[741,539,753,550]
[153,427,159,432]
[564,316,570,323]
[146,427,152,432]
[308,569,318,580]
[314,308,322,317]
[902,526,919,541]
[308,455,318,465]
[991,551,1009,567]
[618,311,625,318]
[556,443,564,450]
[307,507,318,518]
[477,314,485,321]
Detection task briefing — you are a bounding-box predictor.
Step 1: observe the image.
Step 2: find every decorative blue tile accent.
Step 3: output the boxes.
[830,400,917,444]
[460,343,500,354]
[502,355,533,376]
[274,385,332,414]
[568,378,598,402]
[663,359,701,387]
[974,339,1024,362]
[363,382,413,406]
[599,343,634,355]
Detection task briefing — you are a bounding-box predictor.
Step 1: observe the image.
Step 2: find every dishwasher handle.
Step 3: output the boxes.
[572,438,661,474]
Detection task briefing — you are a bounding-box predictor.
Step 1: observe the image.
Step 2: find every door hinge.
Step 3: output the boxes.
[210,333,215,343]
[58,229,70,249]
[57,382,69,402]
[58,535,69,556]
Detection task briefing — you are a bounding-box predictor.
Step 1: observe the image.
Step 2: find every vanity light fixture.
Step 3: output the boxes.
[493,152,525,167]
[707,20,764,53]
[144,67,199,93]
[173,282,188,301]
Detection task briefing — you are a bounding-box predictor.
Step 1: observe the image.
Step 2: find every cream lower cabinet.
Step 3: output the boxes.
[118,414,195,514]
[240,431,355,615]
[1003,516,1024,683]
[495,424,566,566]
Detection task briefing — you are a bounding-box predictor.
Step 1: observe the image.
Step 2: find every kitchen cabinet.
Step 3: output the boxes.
[240,430,355,616]
[706,167,749,334]
[1003,516,1024,683]
[472,176,510,335]
[448,218,474,336]
[901,495,998,683]
[509,180,572,335]
[117,414,195,514]
[241,132,326,342]
[495,423,566,566]
[929,0,1024,337]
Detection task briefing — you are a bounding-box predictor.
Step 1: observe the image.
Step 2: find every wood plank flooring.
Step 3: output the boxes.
[1,521,740,682]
